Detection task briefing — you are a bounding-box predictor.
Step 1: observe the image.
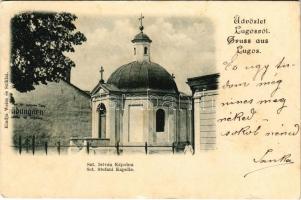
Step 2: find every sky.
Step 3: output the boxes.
[67,15,216,94]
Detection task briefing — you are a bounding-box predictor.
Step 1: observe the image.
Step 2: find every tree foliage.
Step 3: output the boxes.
[11,12,87,92]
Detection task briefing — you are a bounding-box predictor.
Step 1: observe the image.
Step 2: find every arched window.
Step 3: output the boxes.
[134,47,136,55]
[97,103,106,139]
[144,47,148,55]
[156,109,165,132]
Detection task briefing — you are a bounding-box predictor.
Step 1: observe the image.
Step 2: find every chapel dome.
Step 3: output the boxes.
[107,61,178,94]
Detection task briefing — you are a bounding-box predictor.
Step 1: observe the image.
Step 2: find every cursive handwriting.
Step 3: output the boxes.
[221,125,261,136]
[243,149,294,178]
[223,54,292,82]
[217,108,256,123]
[256,79,282,97]
[253,148,293,163]
[265,124,300,136]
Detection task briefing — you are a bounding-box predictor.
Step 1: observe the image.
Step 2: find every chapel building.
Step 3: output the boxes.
[90,18,193,149]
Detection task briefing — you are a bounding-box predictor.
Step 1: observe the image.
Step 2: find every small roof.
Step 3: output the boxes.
[187,73,220,94]
[131,32,152,43]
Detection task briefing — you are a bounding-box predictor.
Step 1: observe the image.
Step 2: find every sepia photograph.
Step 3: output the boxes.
[0,1,299,198]
[10,11,219,155]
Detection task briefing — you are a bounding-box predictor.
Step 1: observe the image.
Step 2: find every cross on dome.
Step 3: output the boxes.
[99,66,104,83]
[138,13,144,32]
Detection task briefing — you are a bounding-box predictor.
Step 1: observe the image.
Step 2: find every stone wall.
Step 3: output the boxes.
[194,90,217,150]
[11,80,92,146]
[187,73,220,152]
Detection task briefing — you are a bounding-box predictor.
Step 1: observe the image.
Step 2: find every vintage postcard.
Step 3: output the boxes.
[0,1,300,198]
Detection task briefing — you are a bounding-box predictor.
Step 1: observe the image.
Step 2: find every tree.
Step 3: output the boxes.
[10,12,87,92]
